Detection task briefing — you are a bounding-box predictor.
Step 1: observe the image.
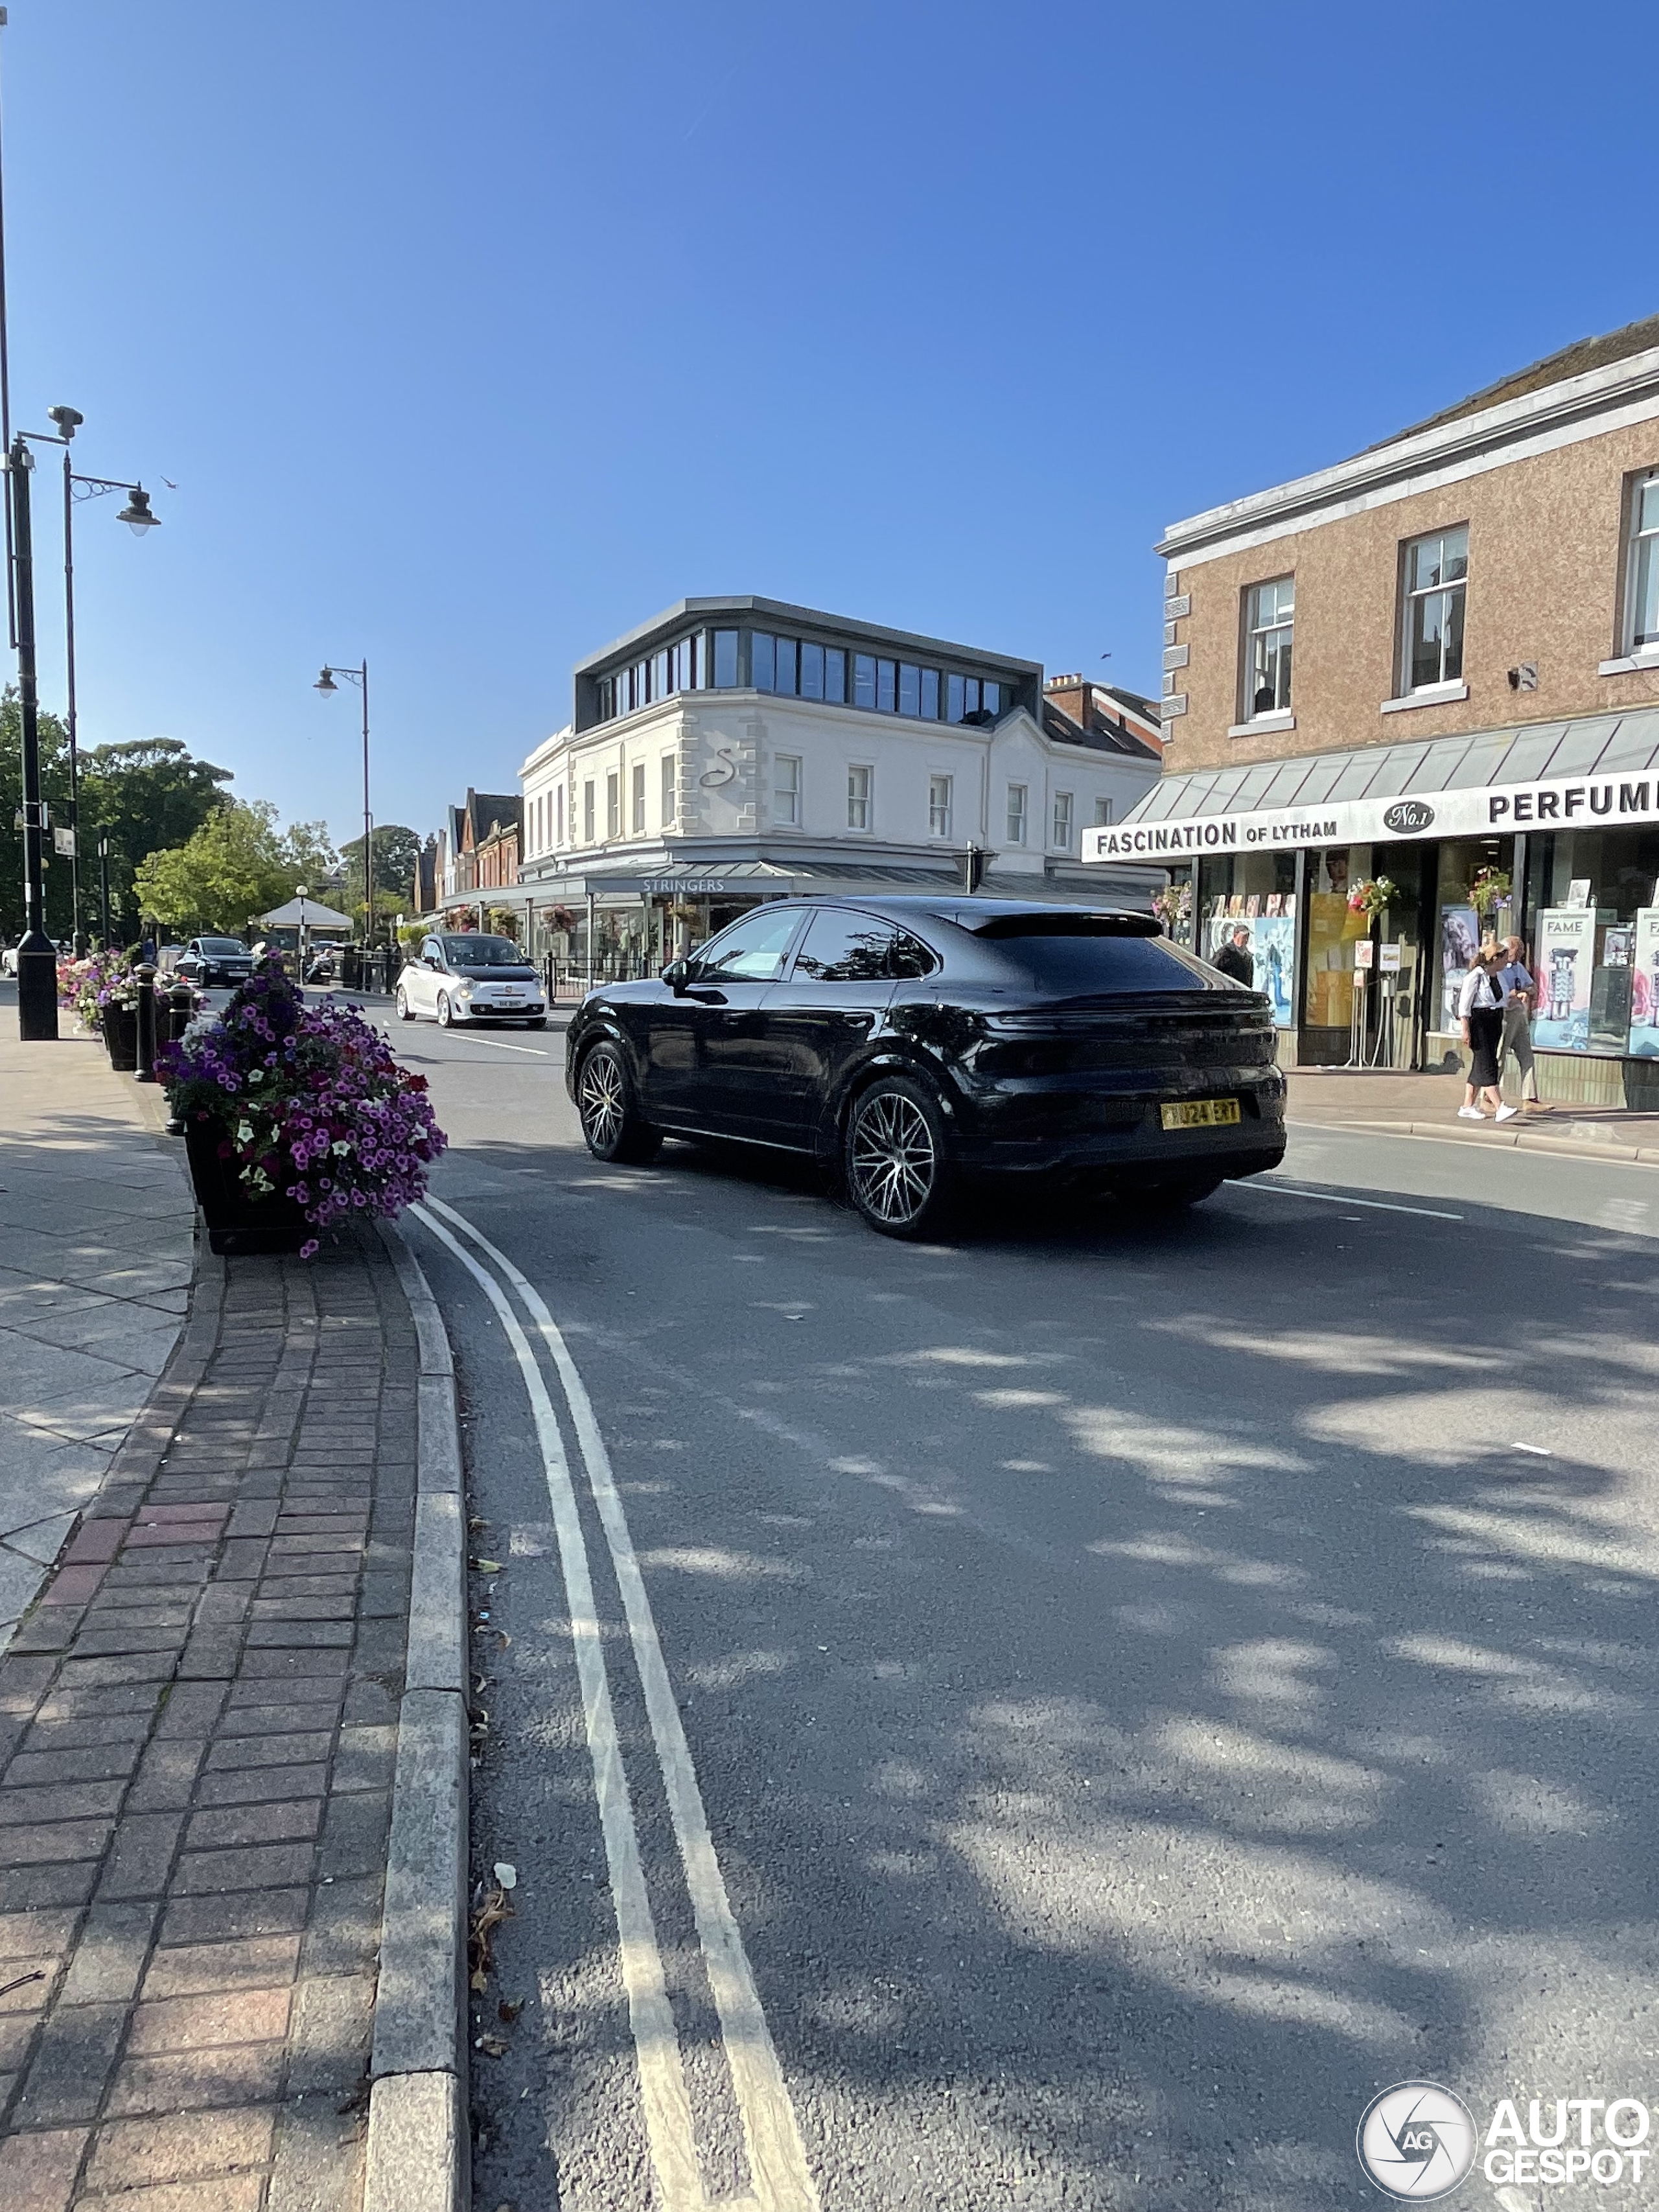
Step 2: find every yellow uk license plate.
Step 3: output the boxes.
[1159,1097,1241,1131]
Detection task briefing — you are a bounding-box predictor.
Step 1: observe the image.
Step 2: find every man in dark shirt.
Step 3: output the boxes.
[1212,926,1254,987]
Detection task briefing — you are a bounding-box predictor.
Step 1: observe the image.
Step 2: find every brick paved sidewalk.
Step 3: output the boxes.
[0,1227,419,2212]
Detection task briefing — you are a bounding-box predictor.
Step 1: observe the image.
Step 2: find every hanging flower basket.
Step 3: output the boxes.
[159,963,448,1258]
[1470,866,1512,917]
[1347,876,1400,921]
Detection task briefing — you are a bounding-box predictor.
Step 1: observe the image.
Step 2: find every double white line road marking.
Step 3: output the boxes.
[411,1196,820,2212]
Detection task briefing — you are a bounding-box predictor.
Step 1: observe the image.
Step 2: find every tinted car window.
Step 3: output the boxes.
[693,908,802,982]
[201,938,246,953]
[988,931,1227,994]
[792,910,901,982]
[890,930,936,980]
[443,935,524,967]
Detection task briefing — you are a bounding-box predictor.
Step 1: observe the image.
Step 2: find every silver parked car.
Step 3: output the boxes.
[394,932,547,1028]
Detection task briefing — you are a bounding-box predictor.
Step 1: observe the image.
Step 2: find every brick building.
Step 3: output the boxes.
[1091,315,1659,1099]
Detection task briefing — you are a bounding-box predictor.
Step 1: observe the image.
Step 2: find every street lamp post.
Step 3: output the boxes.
[8,432,51,1034]
[313,661,372,953]
[41,403,157,957]
[6,410,159,1036]
[97,832,110,945]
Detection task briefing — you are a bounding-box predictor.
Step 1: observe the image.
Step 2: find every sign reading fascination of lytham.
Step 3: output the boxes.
[1084,771,1659,864]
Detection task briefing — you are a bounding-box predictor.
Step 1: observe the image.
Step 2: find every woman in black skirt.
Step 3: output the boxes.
[1457,946,1514,1121]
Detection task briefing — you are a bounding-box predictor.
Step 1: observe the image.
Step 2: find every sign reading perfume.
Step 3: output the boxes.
[1533,907,1597,1053]
[1087,771,1659,863]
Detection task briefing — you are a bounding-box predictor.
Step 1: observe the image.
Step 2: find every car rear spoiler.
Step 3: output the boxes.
[959,911,1162,940]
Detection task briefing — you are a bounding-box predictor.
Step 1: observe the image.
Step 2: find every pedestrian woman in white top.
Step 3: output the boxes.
[1458,945,1515,1121]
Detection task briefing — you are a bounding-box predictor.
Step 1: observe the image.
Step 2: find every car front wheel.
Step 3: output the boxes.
[437,992,457,1028]
[577,1042,661,1163]
[844,1075,955,1239]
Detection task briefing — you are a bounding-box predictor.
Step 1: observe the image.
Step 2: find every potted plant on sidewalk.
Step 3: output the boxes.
[159,961,448,1256]
[59,949,143,1067]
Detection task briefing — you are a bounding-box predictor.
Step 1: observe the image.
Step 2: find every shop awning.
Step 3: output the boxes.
[1087,707,1659,862]
[515,856,1155,906]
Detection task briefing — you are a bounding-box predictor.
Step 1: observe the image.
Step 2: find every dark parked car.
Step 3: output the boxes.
[565,897,1286,1237]
[174,935,255,988]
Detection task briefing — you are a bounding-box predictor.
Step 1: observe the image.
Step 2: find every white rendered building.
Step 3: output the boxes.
[513,596,1161,970]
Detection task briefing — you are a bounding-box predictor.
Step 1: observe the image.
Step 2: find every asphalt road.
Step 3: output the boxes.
[385,1003,1659,2211]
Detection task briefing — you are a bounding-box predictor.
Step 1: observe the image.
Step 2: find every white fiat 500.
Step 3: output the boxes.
[395,933,548,1028]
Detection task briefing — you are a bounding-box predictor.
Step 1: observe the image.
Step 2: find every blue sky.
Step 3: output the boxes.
[9,1,1657,853]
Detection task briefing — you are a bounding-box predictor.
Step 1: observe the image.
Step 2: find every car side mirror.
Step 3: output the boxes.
[662,958,690,994]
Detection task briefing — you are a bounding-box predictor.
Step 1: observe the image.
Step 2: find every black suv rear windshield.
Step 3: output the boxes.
[990,931,1233,995]
[443,935,526,967]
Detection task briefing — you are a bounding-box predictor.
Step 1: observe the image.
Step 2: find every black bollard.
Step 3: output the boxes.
[134,964,157,1082]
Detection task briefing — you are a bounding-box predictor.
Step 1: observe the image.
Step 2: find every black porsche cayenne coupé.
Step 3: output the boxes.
[565,896,1286,1237]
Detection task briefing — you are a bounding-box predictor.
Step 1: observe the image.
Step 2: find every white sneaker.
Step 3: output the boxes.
[1494,1104,1518,1122]
[1457,1106,1485,1119]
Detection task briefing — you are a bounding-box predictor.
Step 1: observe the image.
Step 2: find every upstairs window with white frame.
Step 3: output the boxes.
[1051,791,1074,850]
[660,754,676,828]
[847,764,871,831]
[631,762,646,835]
[929,773,953,838]
[1626,472,1659,655]
[1401,526,1468,692]
[1244,576,1294,719]
[774,754,802,827]
[606,771,620,841]
[1006,783,1027,845]
[1093,796,1113,826]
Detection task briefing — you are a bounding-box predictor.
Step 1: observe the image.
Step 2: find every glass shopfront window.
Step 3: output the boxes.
[1524,826,1659,1058]
[1433,835,1513,1034]
[1194,848,1299,1030]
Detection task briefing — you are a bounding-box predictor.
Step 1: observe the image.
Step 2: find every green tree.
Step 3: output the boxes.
[79,736,235,941]
[339,824,423,900]
[0,693,73,942]
[133,800,322,937]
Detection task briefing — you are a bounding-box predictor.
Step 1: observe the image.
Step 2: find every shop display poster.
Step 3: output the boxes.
[1439,906,1479,1029]
[1205,913,1295,1029]
[1534,906,1597,1052]
[1629,909,1659,1057]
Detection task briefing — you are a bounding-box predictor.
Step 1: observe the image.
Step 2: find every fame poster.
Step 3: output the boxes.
[1629,910,1659,1057]
[1204,912,1296,1029]
[1533,907,1597,1053]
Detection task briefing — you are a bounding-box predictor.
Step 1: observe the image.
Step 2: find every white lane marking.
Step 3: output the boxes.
[1235,1180,1463,1221]
[410,1205,705,2212]
[425,1194,821,2212]
[1511,1442,1553,1456]
[443,1032,551,1056]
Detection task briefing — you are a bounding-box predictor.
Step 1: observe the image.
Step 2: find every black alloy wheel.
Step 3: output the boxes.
[576,1042,662,1164]
[844,1075,955,1239]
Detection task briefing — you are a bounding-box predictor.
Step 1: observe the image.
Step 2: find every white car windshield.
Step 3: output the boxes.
[443,936,526,968]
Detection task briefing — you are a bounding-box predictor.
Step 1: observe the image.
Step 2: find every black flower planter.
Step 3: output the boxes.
[183,1117,310,1257]
[102,1002,138,1071]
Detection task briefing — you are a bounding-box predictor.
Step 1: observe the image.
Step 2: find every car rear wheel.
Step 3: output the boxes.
[1117,1174,1224,1213]
[577,1042,662,1164]
[395,987,413,1022]
[844,1076,955,1239]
